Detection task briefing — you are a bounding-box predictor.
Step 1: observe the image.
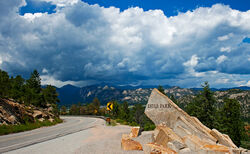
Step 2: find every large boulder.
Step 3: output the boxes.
[155,125,186,150]
[145,89,216,144]
[143,88,240,154]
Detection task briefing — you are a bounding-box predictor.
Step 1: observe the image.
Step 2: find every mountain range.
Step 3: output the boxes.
[56,84,249,121]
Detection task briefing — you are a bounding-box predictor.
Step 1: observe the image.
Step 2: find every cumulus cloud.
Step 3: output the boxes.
[220,47,231,52]
[217,33,233,41]
[39,0,79,7]
[0,1,250,88]
[216,55,228,64]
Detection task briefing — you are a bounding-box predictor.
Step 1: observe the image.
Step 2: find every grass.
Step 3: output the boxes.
[0,118,63,136]
[114,118,155,131]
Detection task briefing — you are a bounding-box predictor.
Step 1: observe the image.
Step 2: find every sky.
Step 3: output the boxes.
[0,0,249,88]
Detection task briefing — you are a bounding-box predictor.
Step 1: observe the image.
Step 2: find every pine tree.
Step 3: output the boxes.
[111,101,120,118]
[158,85,166,95]
[26,70,41,93]
[42,85,59,106]
[186,82,217,129]
[25,70,42,106]
[0,69,11,97]
[219,98,244,147]
[10,75,25,101]
[121,101,130,120]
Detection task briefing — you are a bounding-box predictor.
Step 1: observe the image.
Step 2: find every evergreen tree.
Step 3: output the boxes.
[42,85,59,106]
[25,70,42,106]
[121,101,130,120]
[92,97,100,110]
[132,104,145,126]
[26,70,41,93]
[69,104,78,115]
[10,75,25,101]
[219,98,244,146]
[0,69,11,97]
[111,101,120,118]
[186,82,217,129]
[157,85,166,95]
[170,94,181,107]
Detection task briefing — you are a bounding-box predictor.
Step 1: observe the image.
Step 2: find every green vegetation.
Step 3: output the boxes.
[0,118,63,135]
[185,82,247,147]
[157,85,166,95]
[186,82,217,129]
[65,98,156,131]
[0,69,61,133]
[0,69,60,113]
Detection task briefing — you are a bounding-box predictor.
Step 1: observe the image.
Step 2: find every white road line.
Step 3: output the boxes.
[0,118,82,142]
[0,118,98,152]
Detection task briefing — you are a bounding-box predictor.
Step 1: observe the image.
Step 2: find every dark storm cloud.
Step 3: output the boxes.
[0,0,249,87]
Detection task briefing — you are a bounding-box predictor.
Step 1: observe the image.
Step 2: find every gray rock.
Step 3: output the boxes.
[133,131,154,151]
[179,148,191,154]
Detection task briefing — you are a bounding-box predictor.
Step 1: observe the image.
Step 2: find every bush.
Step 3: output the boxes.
[116,119,124,124]
[129,121,139,126]
[144,123,156,131]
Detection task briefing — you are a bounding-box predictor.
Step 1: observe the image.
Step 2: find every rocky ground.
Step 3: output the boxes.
[0,98,57,125]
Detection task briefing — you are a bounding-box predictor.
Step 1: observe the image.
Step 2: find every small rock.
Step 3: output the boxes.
[33,110,43,118]
[38,118,45,122]
[8,115,16,124]
[129,127,140,138]
[48,118,54,122]
[48,107,53,112]
[121,134,143,151]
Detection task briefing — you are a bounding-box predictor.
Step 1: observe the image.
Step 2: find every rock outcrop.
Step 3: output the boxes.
[121,88,249,154]
[143,88,248,154]
[0,98,57,125]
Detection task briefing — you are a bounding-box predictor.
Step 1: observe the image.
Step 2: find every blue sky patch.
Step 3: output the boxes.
[19,0,56,15]
[82,0,250,16]
[242,37,250,43]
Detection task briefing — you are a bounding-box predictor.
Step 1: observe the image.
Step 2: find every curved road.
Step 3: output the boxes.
[0,116,99,153]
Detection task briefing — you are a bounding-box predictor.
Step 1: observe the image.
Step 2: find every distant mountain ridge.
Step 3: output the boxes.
[56,84,249,105]
[56,84,249,121]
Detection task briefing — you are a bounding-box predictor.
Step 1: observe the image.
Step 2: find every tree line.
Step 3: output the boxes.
[0,69,59,109]
[61,98,155,131]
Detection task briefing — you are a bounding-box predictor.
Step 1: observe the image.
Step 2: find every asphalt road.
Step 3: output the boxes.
[0,116,98,153]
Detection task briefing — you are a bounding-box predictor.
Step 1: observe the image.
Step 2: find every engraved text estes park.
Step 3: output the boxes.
[147,104,171,109]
